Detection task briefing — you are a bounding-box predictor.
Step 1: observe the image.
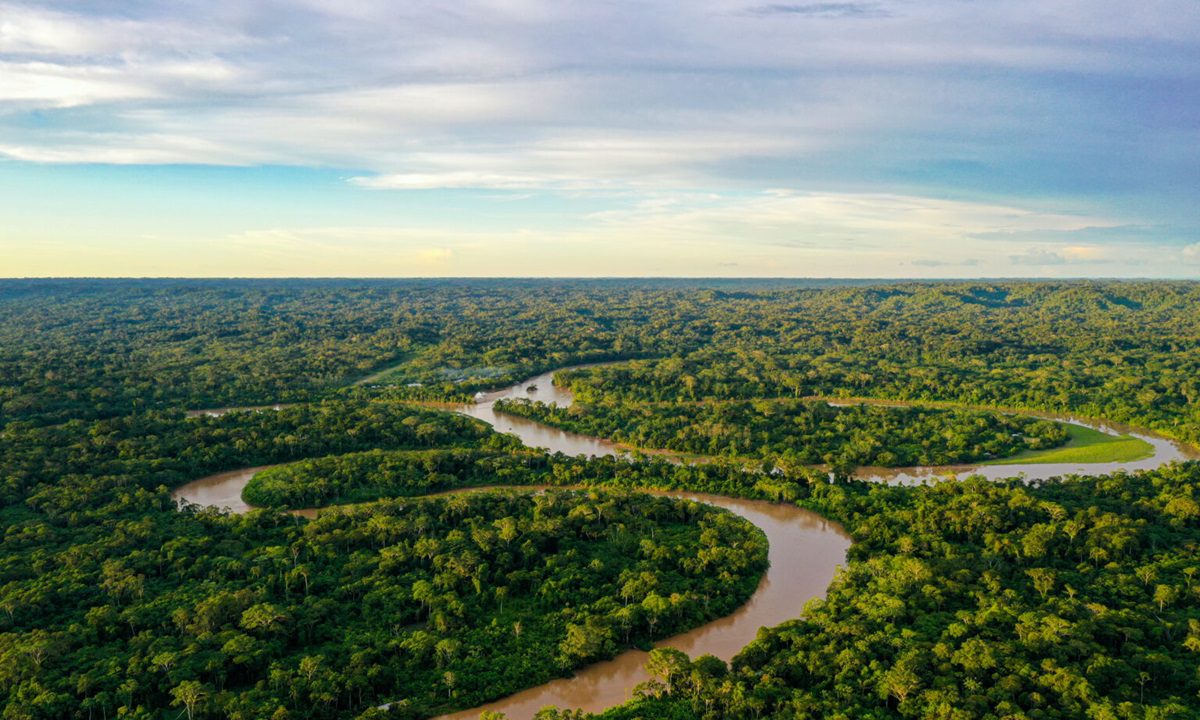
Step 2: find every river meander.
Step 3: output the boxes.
[172,367,1199,719]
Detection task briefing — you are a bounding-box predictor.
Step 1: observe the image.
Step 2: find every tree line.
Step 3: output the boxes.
[5,278,1200,719]
[0,403,767,719]
[571,463,1200,719]
[494,396,1067,468]
[6,280,1200,447]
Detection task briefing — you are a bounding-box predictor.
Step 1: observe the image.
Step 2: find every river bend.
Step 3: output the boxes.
[173,367,1198,719]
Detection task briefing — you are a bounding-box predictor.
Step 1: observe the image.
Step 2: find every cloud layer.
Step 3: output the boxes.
[1,0,1197,275]
[3,1,1198,186]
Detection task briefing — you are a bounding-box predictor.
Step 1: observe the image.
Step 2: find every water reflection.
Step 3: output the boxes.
[448,368,623,459]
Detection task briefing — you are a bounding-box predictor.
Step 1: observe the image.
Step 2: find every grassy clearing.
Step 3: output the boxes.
[351,353,415,386]
[987,424,1154,465]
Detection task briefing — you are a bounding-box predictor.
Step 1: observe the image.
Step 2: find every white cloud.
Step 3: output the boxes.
[206,191,1127,275]
[583,191,1118,246]
[353,172,557,190]
[0,61,152,107]
[1009,248,1068,267]
[1059,245,1106,261]
[0,5,145,55]
[0,0,1196,279]
[4,187,1187,277]
[348,131,810,189]
[0,134,259,165]
[1,0,1196,187]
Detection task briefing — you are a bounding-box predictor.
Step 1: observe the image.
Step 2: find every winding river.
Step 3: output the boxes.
[426,368,1199,483]
[172,367,1199,719]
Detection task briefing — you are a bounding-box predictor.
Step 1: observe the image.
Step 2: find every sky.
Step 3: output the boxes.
[1,1,1198,278]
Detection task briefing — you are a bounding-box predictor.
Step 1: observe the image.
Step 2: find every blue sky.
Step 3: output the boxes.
[1,0,1198,277]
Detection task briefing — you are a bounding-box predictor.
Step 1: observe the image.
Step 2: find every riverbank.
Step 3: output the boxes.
[171,364,1200,719]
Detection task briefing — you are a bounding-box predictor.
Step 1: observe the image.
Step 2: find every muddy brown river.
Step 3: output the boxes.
[173,367,1198,719]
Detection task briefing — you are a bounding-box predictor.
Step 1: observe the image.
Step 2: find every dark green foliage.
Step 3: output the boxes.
[548,281,1200,445]
[494,397,1067,466]
[6,280,1200,444]
[0,404,766,719]
[5,278,1200,720]
[592,464,1200,719]
[244,446,834,511]
[0,400,509,515]
[243,448,548,508]
[0,279,675,426]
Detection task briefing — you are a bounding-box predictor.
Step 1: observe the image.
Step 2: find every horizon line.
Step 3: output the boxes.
[3,276,1198,283]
